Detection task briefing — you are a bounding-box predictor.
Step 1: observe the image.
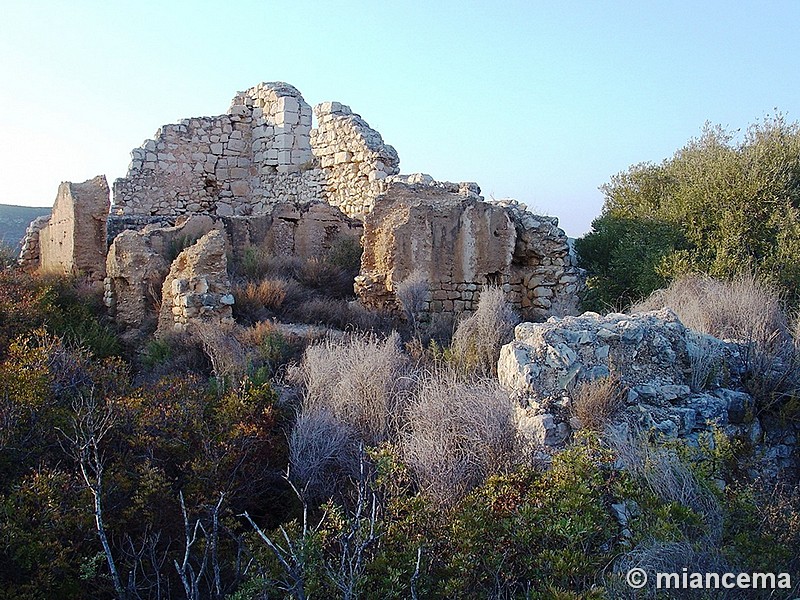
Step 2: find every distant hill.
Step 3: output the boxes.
[0,204,51,249]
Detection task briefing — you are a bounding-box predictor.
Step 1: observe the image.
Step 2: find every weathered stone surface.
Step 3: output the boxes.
[157,230,234,334]
[223,201,362,265]
[105,215,221,342]
[498,309,696,401]
[37,176,110,281]
[18,215,51,271]
[310,102,400,217]
[355,182,582,319]
[495,309,786,455]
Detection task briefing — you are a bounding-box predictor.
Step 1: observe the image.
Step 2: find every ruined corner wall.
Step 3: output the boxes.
[356,183,583,320]
[110,82,398,224]
[497,200,583,318]
[310,102,400,218]
[35,175,110,281]
[157,229,234,334]
[105,201,361,341]
[105,215,223,342]
[112,82,325,220]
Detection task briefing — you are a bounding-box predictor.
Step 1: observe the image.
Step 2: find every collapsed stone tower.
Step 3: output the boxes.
[20,81,583,338]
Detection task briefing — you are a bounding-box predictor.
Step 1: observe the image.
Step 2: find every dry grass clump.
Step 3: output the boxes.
[293,297,390,333]
[608,541,733,600]
[631,273,789,345]
[192,322,249,390]
[233,277,310,324]
[401,370,518,507]
[571,374,626,432]
[139,331,209,380]
[289,409,360,501]
[301,333,407,445]
[685,330,726,392]
[609,428,722,542]
[632,273,800,414]
[450,286,519,377]
[289,333,408,500]
[297,257,355,299]
[395,270,429,334]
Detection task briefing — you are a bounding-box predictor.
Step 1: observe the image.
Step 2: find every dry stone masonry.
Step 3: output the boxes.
[157,230,234,334]
[110,82,397,225]
[18,215,51,272]
[311,102,399,217]
[355,182,582,320]
[498,309,798,477]
[22,80,584,336]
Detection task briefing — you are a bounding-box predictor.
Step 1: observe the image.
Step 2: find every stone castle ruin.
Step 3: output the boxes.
[18,81,583,339]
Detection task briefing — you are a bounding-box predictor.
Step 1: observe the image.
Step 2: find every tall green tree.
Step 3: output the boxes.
[577,114,800,310]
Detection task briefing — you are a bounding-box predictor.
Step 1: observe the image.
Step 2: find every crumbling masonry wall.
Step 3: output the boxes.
[356,182,582,320]
[110,82,396,224]
[311,102,399,217]
[30,175,110,282]
[23,80,583,335]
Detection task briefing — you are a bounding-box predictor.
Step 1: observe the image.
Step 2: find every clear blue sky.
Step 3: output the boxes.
[1,1,799,237]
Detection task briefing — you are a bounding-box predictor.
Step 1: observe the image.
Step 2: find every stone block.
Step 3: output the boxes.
[277,96,300,114]
[275,111,299,126]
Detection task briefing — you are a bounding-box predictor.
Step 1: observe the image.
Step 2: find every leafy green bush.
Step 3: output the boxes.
[578,115,800,311]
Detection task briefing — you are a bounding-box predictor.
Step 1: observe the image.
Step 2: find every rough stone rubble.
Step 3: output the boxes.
[356,183,581,320]
[498,309,798,476]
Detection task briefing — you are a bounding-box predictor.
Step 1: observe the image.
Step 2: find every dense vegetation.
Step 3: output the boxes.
[1,264,798,599]
[577,114,800,311]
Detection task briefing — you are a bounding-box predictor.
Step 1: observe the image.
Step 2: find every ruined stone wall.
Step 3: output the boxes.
[104,215,223,343]
[105,201,361,342]
[18,215,51,271]
[112,112,249,217]
[37,175,110,282]
[110,82,394,224]
[496,200,582,318]
[158,230,234,334]
[310,102,400,217]
[356,182,583,321]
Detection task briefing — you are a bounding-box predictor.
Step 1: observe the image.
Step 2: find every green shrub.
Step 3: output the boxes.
[326,235,362,274]
[165,234,199,262]
[578,115,800,311]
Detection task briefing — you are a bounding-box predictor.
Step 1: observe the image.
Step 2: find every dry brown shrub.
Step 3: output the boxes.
[450,286,518,377]
[238,320,278,348]
[401,369,518,507]
[289,409,360,502]
[395,270,429,334]
[298,257,354,298]
[631,273,789,346]
[632,273,800,414]
[301,332,408,445]
[294,298,389,333]
[571,374,625,432]
[233,277,309,323]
